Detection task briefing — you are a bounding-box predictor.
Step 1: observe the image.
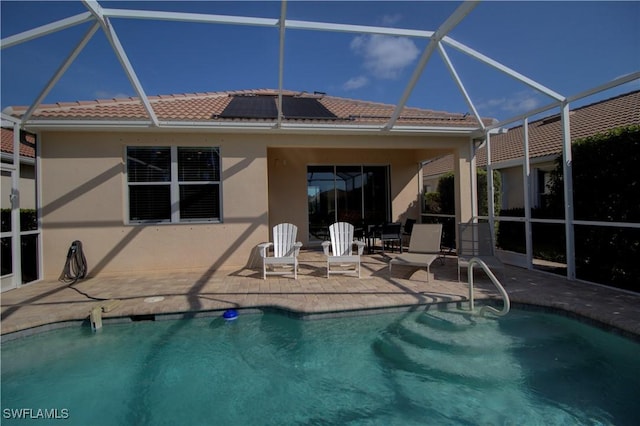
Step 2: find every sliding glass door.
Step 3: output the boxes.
[307,165,389,242]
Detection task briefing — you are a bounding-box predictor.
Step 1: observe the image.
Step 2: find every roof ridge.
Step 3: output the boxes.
[6,88,320,111]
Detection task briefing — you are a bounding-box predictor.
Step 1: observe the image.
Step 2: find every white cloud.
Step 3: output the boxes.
[343,75,369,91]
[94,90,132,100]
[478,91,542,114]
[350,34,419,79]
[381,13,402,26]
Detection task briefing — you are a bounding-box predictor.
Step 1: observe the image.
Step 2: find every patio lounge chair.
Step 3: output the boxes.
[258,223,303,279]
[322,222,366,278]
[389,224,443,282]
[457,221,504,281]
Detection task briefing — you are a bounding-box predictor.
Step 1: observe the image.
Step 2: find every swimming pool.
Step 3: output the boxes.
[2,306,639,425]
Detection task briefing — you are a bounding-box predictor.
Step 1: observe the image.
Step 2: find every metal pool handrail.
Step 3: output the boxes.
[467,257,510,317]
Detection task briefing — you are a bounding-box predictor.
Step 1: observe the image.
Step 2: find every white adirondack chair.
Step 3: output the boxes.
[321,222,366,278]
[257,223,303,279]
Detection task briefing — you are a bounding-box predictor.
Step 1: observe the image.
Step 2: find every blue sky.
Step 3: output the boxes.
[1,1,639,121]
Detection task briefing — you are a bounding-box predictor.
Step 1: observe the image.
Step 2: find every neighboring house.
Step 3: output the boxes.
[1,128,37,210]
[4,89,492,279]
[424,90,640,210]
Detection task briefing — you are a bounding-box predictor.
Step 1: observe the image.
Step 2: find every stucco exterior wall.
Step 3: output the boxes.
[499,166,525,210]
[38,130,466,278]
[39,131,269,279]
[267,145,435,243]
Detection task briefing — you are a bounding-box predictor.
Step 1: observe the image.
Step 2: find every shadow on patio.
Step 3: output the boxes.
[2,250,639,341]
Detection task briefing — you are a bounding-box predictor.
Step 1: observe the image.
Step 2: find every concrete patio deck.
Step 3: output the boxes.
[2,250,640,341]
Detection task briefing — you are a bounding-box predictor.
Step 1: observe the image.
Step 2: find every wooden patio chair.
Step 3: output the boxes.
[321,222,366,278]
[257,223,303,279]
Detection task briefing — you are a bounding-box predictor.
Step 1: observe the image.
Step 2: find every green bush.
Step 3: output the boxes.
[546,125,640,289]
[497,208,566,262]
[426,169,501,217]
[0,209,38,232]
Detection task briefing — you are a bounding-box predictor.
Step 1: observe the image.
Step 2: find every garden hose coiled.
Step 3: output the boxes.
[59,240,88,284]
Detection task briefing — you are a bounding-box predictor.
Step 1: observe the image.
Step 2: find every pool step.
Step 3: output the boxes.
[373,308,525,385]
[373,332,523,385]
[393,316,518,354]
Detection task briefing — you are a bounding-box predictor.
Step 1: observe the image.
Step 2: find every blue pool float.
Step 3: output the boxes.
[222,309,239,321]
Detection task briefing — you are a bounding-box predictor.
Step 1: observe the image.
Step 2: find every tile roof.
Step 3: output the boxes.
[4,89,492,128]
[1,128,36,158]
[424,90,640,177]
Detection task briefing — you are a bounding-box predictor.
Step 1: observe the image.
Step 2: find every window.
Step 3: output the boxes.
[532,167,553,209]
[126,147,221,223]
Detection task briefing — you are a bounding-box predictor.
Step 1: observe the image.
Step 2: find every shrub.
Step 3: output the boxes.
[546,125,640,289]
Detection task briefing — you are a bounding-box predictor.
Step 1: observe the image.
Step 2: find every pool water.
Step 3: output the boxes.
[2,307,639,425]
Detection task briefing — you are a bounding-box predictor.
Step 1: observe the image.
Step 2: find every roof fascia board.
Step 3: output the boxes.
[22,120,478,136]
[0,152,35,166]
[280,123,477,134]
[103,8,278,27]
[22,22,101,124]
[0,12,94,49]
[437,43,484,130]
[385,0,480,130]
[442,36,565,102]
[82,0,159,126]
[487,154,561,170]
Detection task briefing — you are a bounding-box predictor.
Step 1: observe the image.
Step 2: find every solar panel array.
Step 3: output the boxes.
[218,95,337,120]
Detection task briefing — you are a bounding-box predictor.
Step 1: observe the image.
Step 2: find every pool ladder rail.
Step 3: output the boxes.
[89,299,121,331]
[467,257,510,317]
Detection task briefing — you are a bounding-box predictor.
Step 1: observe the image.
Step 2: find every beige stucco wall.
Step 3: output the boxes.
[267,146,432,243]
[500,166,525,210]
[39,131,269,279]
[38,130,467,278]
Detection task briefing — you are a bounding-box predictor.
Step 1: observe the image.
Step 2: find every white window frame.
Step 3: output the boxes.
[125,146,222,224]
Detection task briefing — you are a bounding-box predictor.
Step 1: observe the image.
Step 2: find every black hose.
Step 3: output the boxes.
[59,240,88,284]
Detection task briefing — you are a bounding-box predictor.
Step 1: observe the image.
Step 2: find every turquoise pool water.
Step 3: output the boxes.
[2,307,639,425]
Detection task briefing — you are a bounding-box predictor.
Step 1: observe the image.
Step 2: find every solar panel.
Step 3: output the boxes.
[218,95,337,120]
[282,97,337,120]
[218,96,278,119]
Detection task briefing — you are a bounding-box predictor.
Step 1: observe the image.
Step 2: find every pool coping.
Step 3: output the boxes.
[2,255,639,343]
[3,300,639,344]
